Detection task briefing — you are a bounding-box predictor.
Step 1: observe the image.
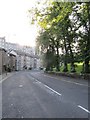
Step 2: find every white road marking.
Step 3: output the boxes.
[19,85,23,88]
[78,105,90,114]
[44,84,62,96]
[11,104,13,106]
[32,77,62,96]
[43,74,88,87]
[36,81,41,84]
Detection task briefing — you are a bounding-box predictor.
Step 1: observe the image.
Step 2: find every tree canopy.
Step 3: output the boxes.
[29,1,90,73]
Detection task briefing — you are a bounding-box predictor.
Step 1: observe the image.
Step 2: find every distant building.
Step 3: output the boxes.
[0,36,41,72]
[13,50,34,70]
[8,50,17,71]
[0,37,6,49]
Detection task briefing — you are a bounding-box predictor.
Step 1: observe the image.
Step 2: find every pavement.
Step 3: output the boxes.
[0,72,13,83]
[1,70,90,119]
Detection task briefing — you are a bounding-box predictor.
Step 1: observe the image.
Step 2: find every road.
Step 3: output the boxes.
[2,70,90,118]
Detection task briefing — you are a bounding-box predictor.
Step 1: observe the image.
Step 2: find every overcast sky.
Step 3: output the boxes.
[0,0,40,46]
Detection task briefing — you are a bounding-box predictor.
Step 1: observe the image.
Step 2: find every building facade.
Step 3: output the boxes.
[0,48,8,74]
[0,37,6,49]
[8,51,17,71]
[0,37,41,72]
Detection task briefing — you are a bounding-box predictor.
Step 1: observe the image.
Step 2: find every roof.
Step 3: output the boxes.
[9,50,17,56]
[14,50,39,58]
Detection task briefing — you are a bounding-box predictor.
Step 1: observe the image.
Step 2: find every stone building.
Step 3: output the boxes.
[0,48,8,74]
[14,50,35,70]
[0,36,41,71]
[8,51,17,71]
[0,37,6,49]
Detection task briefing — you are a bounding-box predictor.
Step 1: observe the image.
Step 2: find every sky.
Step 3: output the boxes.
[0,0,39,47]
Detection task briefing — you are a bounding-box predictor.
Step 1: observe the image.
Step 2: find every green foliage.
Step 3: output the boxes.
[29,1,90,73]
[57,62,83,74]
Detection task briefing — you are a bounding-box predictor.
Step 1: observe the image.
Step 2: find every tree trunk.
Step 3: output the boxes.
[56,41,60,71]
[63,39,68,72]
[68,42,76,72]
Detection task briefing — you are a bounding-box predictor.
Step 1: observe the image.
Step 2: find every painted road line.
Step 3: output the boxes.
[78,105,90,114]
[43,74,88,87]
[35,81,41,84]
[44,84,62,96]
[31,76,62,96]
[19,85,23,88]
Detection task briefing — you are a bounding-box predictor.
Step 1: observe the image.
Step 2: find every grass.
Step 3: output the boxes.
[74,62,83,73]
[60,64,71,73]
[53,62,84,74]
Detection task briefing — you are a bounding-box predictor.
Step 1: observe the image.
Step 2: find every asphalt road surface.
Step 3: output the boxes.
[2,70,90,118]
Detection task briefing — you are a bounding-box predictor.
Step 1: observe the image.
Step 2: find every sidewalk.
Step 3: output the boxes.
[45,71,90,80]
[0,72,14,83]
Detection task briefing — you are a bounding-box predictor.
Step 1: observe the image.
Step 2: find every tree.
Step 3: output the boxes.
[29,1,90,73]
[72,3,90,73]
